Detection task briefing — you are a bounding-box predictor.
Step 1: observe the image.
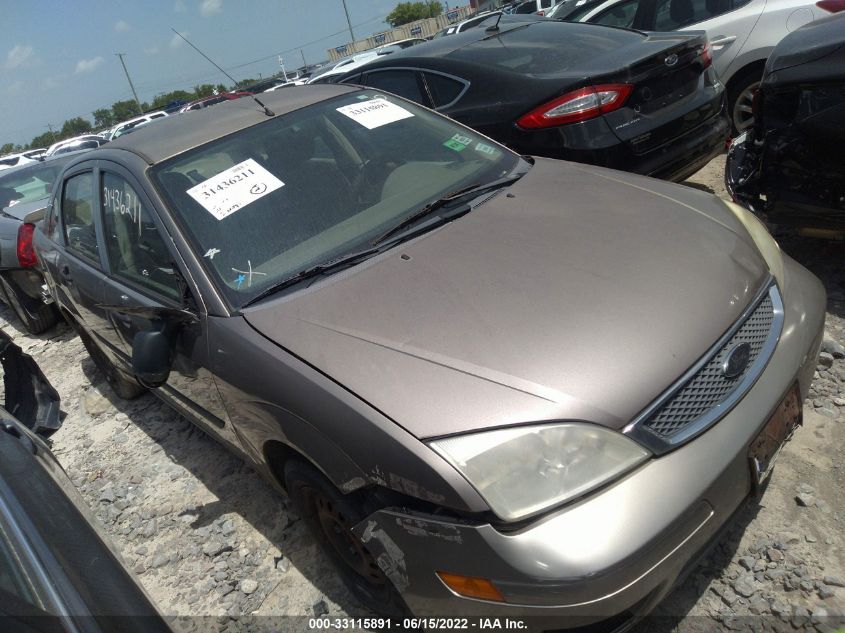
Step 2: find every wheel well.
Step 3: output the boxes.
[264,440,311,493]
[726,59,766,93]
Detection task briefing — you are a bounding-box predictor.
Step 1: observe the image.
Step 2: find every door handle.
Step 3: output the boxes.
[710,35,737,48]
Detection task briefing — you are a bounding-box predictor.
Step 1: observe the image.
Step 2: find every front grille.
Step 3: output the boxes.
[642,291,776,439]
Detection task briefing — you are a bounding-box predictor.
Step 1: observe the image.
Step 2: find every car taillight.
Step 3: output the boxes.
[516,84,634,129]
[817,0,845,11]
[537,9,545,14]
[17,223,38,268]
[700,41,712,69]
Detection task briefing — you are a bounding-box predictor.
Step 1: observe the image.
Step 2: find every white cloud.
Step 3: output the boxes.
[200,0,222,16]
[169,31,188,48]
[174,0,187,12]
[74,56,105,74]
[41,76,61,91]
[144,45,160,55]
[6,80,23,96]
[5,44,34,69]
[114,20,130,32]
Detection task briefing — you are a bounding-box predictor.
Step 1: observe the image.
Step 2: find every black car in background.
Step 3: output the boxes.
[0,329,171,633]
[725,13,845,235]
[337,20,729,181]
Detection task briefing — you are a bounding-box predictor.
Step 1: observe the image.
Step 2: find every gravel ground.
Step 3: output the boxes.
[1,154,844,632]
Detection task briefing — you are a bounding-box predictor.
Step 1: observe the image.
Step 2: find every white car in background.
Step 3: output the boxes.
[45,135,107,157]
[0,149,45,171]
[547,0,838,130]
[105,111,169,141]
[307,51,381,84]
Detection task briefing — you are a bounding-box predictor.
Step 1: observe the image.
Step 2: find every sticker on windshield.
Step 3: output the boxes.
[474,142,498,156]
[336,98,414,129]
[443,133,472,152]
[186,158,284,221]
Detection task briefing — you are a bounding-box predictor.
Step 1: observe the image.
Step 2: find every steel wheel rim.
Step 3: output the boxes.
[733,81,759,132]
[311,491,385,586]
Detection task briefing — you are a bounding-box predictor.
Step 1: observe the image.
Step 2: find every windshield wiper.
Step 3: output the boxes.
[241,172,526,308]
[241,246,384,308]
[371,173,524,247]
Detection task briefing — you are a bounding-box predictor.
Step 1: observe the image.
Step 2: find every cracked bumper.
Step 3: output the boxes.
[352,255,825,629]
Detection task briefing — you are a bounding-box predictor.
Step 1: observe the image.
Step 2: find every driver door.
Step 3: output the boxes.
[96,163,241,449]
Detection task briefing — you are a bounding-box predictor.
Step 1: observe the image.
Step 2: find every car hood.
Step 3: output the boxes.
[243,159,770,439]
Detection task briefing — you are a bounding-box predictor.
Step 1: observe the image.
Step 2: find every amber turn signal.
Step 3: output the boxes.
[436,571,505,602]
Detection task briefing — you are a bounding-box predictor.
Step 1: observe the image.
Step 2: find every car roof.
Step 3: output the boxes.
[340,19,640,76]
[103,84,358,165]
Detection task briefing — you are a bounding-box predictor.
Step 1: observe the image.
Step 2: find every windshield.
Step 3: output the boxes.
[152,90,521,307]
[0,157,72,208]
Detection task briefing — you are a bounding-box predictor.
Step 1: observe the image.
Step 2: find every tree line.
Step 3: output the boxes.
[0,81,249,155]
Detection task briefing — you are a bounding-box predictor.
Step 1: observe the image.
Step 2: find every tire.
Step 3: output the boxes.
[0,274,58,334]
[72,321,146,400]
[284,460,408,619]
[727,66,763,134]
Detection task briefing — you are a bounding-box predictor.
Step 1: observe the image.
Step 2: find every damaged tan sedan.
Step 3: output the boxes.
[34,85,826,629]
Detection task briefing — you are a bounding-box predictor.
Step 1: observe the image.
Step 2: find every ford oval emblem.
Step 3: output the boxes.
[665,53,679,67]
[722,343,752,379]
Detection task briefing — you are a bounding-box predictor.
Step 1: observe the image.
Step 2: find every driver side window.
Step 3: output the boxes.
[101,172,181,301]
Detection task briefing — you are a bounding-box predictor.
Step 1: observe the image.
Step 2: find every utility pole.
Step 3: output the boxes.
[341,0,355,42]
[300,48,307,70]
[115,53,143,115]
[46,124,56,143]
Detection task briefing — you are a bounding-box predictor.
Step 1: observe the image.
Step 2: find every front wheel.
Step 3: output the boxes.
[284,460,407,618]
[0,274,58,334]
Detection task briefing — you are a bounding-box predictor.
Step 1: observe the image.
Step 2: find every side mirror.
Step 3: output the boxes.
[131,330,174,388]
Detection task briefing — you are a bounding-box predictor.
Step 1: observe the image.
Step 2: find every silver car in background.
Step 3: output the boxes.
[548,0,835,130]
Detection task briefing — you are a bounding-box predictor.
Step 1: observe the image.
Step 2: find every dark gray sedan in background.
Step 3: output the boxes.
[0,155,79,333]
[34,85,825,629]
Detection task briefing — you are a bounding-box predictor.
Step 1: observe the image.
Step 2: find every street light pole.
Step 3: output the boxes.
[115,53,143,115]
[341,0,355,42]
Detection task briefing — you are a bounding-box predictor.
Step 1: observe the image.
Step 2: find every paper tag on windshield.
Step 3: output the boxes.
[336,98,413,129]
[186,158,284,221]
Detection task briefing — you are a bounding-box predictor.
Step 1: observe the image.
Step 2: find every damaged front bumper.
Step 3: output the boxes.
[352,255,825,630]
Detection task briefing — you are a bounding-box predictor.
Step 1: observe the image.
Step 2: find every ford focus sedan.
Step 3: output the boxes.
[34,86,825,629]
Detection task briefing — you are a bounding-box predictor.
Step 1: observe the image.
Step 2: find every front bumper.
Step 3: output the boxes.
[353,254,825,629]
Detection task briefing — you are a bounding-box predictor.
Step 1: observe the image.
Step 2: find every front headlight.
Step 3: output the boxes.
[724,201,785,288]
[430,423,650,521]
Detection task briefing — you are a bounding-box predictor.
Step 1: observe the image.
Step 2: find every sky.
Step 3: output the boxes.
[0,0,400,147]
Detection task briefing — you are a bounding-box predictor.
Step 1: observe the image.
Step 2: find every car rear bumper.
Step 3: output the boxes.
[352,254,825,630]
[510,106,729,183]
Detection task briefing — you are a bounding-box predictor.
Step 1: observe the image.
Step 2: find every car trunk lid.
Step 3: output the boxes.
[594,32,722,154]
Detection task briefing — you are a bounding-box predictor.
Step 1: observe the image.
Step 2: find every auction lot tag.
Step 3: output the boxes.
[336,98,413,129]
[186,158,284,221]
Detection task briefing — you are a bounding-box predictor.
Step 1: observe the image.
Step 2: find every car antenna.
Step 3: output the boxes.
[170,28,275,117]
[485,12,504,32]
